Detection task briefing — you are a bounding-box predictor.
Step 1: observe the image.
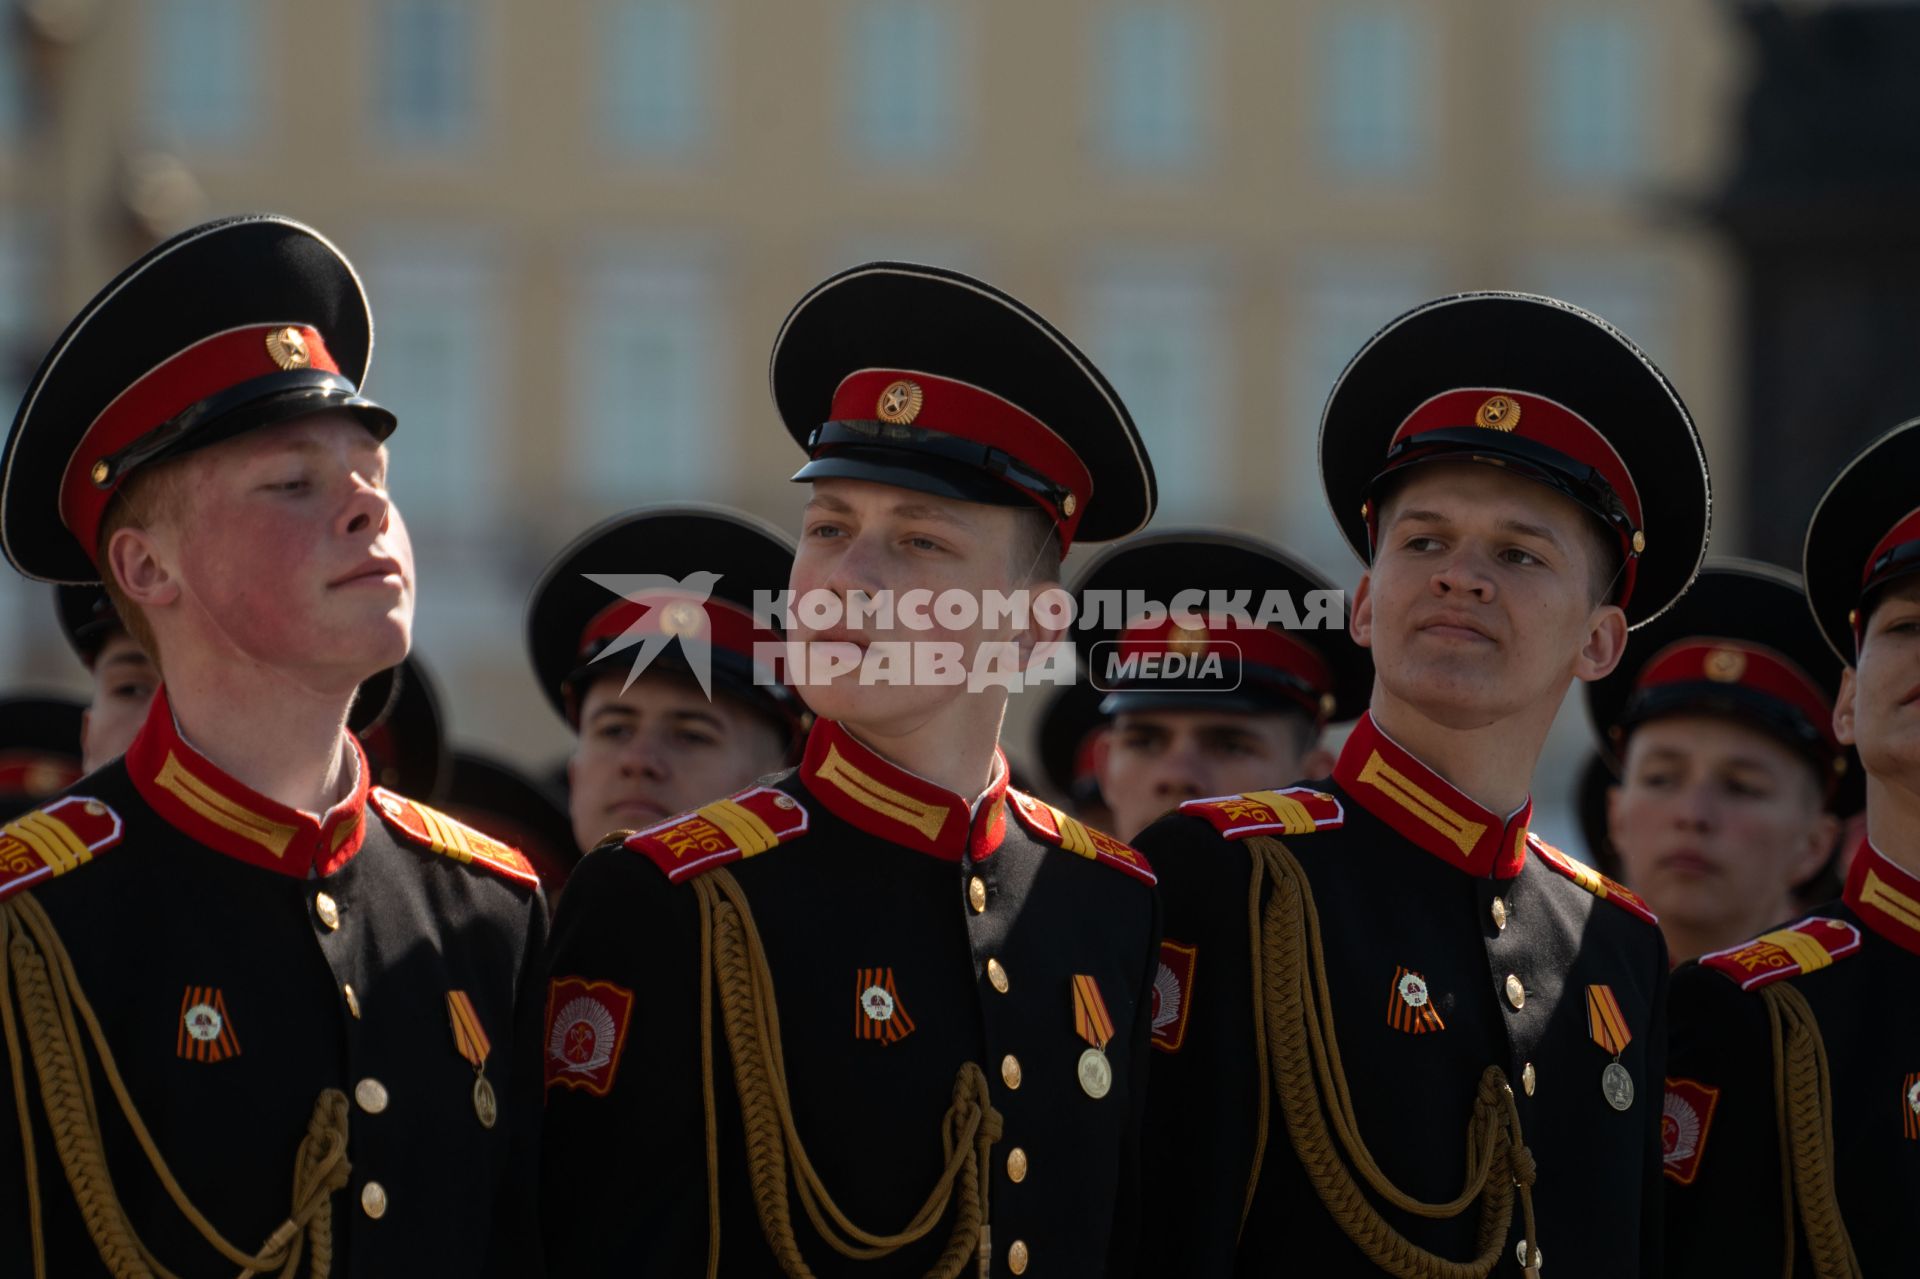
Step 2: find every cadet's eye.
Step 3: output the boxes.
[1502,547,1542,567]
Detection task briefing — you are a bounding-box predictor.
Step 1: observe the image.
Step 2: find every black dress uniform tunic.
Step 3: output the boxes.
[0,689,549,1277]
[540,717,1160,1277]
[1136,713,1668,1278]
[1663,841,1917,1276]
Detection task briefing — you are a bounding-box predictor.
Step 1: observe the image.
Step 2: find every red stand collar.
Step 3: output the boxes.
[1333,713,1532,879]
[126,686,372,878]
[1845,838,1920,957]
[798,719,1008,861]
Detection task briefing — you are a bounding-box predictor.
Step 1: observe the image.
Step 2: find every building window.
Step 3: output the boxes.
[1286,255,1438,565]
[600,0,707,157]
[572,250,721,505]
[1080,263,1226,519]
[1095,5,1205,171]
[358,236,499,535]
[1535,12,1645,183]
[143,0,259,146]
[375,0,478,147]
[1318,8,1426,180]
[844,0,960,162]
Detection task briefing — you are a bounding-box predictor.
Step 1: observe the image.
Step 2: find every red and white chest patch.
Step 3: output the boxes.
[543,976,635,1097]
[1661,1078,1720,1184]
[1150,939,1198,1053]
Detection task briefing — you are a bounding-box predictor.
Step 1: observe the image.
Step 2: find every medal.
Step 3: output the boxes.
[448,990,498,1129]
[1586,984,1635,1112]
[1071,973,1117,1100]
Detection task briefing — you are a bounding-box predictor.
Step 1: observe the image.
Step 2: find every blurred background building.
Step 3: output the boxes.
[0,0,1909,848]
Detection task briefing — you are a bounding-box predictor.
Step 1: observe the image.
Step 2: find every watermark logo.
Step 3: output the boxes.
[582,571,722,697]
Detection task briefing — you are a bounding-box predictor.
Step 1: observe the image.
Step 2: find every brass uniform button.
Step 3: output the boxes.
[1009,1239,1030,1274]
[1490,897,1507,930]
[1522,1062,1536,1096]
[360,1181,388,1219]
[355,1078,389,1114]
[343,983,361,1019]
[1001,1054,1022,1089]
[968,876,987,913]
[315,892,341,931]
[1505,974,1525,1010]
[1006,1146,1028,1183]
[986,958,1009,994]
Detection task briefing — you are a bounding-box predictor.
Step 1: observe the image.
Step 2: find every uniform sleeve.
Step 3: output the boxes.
[538,843,710,1274]
[1661,961,1786,1277]
[1104,879,1163,1279]
[1132,814,1262,1279]
[484,883,551,1279]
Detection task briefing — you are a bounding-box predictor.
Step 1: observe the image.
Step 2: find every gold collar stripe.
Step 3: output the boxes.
[1356,751,1486,855]
[697,798,782,858]
[1242,791,1318,836]
[816,745,949,842]
[156,752,298,858]
[1860,869,1920,934]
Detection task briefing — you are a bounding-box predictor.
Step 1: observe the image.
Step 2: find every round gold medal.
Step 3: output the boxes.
[474,1074,499,1129]
[1077,1047,1111,1100]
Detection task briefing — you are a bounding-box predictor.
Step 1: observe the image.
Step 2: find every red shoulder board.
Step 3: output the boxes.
[1529,835,1658,926]
[1008,790,1156,886]
[372,788,541,890]
[0,795,125,903]
[1698,916,1863,991]
[624,786,810,884]
[1176,787,1345,841]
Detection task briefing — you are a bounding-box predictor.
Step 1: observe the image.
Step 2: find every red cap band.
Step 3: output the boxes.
[1635,638,1836,751]
[1117,614,1334,719]
[58,323,341,560]
[577,594,782,673]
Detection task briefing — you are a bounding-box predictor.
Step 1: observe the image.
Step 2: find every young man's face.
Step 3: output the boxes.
[145,414,413,691]
[567,671,788,852]
[1836,578,1920,789]
[1352,464,1626,729]
[788,477,1052,732]
[1098,707,1326,840]
[80,630,157,772]
[1608,715,1835,957]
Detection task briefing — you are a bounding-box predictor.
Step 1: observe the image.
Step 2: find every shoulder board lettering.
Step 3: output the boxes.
[1698,916,1862,991]
[1008,790,1156,886]
[624,786,810,884]
[0,795,124,902]
[1176,787,1345,841]
[372,788,541,889]
[1529,835,1658,926]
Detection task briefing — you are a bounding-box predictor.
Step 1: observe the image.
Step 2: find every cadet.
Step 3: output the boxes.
[1136,293,1710,1277]
[526,504,809,860]
[1664,420,1920,1276]
[55,585,158,771]
[1587,559,1850,963]
[0,216,547,1277]
[540,262,1160,1277]
[1071,529,1370,840]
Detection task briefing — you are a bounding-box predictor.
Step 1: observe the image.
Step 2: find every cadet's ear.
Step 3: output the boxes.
[1350,573,1374,649]
[1834,666,1858,747]
[1573,604,1629,684]
[106,525,179,611]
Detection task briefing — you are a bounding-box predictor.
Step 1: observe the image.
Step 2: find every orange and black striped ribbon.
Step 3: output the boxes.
[1587,984,1632,1056]
[447,990,492,1068]
[1904,1073,1920,1141]
[855,967,914,1044]
[1386,966,1445,1034]
[1072,973,1115,1050]
[175,986,241,1063]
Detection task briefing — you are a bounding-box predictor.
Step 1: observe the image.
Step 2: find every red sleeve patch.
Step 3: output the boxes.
[624,785,810,884]
[1008,790,1156,886]
[1661,1077,1721,1184]
[1176,787,1345,841]
[1151,939,1198,1053]
[372,788,540,889]
[544,976,636,1097]
[1698,916,1862,991]
[1529,835,1658,925]
[0,794,124,903]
